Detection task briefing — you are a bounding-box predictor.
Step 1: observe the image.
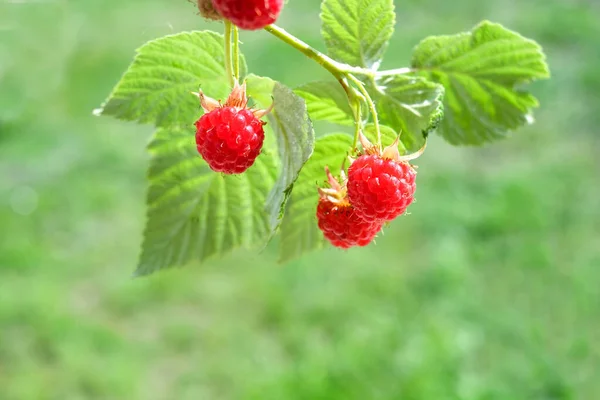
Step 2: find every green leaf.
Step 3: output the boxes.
[294,81,354,126]
[321,0,395,69]
[97,31,246,127]
[363,123,407,154]
[136,126,277,276]
[411,20,550,145]
[279,134,353,263]
[368,75,444,151]
[245,75,315,232]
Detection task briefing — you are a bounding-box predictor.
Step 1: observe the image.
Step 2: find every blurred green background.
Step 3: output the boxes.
[1,0,599,398]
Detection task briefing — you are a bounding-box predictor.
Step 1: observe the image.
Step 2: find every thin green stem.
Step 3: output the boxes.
[264,24,346,79]
[351,97,363,150]
[374,67,414,76]
[348,74,382,151]
[263,23,384,151]
[338,78,363,150]
[224,20,234,87]
[264,24,415,80]
[232,26,240,80]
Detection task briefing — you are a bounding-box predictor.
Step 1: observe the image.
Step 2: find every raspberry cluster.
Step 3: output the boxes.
[316,134,420,249]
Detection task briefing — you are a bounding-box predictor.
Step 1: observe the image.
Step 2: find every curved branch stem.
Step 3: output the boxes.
[347,74,381,151]
[263,24,386,150]
[338,78,364,150]
[264,24,347,79]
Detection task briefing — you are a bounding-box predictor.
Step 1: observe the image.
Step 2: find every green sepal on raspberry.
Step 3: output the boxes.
[194,82,272,175]
[211,0,284,30]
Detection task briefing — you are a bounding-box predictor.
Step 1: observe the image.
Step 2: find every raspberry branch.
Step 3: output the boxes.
[263,24,385,150]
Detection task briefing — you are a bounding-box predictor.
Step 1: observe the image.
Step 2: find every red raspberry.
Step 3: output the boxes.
[211,0,284,30]
[346,132,421,222]
[195,107,264,174]
[316,166,383,249]
[194,82,271,174]
[347,154,416,222]
[317,199,382,249]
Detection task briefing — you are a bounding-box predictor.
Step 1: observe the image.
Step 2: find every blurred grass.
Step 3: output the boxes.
[1,0,599,398]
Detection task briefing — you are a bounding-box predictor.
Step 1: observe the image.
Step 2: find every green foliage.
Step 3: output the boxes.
[279,134,353,262]
[411,21,550,145]
[245,75,316,231]
[98,31,246,127]
[95,0,549,274]
[368,75,445,150]
[295,81,354,126]
[321,0,395,69]
[10,1,600,398]
[363,123,407,153]
[136,127,277,276]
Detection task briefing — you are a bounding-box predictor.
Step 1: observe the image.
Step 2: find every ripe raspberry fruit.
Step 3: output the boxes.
[317,200,382,249]
[211,0,284,30]
[317,167,383,249]
[347,133,421,222]
[194,82,271,174]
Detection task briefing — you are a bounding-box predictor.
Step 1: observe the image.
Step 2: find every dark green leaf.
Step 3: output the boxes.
[295,81,354,126]
[368,75,444,151]
[411,20,550,145]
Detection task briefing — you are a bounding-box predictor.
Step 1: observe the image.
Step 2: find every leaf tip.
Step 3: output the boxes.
[92,107,104,117]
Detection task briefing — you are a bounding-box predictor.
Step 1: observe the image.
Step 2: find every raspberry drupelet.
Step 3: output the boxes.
[194,82,272,174]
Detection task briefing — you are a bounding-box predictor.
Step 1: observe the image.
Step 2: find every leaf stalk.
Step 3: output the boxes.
[224,20,235,87]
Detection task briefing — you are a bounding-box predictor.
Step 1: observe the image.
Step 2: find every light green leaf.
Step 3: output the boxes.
[321,0,395,69]
[97,31,246,127]
[280,134,353,263]
[245,74,315,232]
[363,123,407,154]
[368,75,444,151]
[136,126,277,276]
[294,81,354,126]
[411,20,550,145]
